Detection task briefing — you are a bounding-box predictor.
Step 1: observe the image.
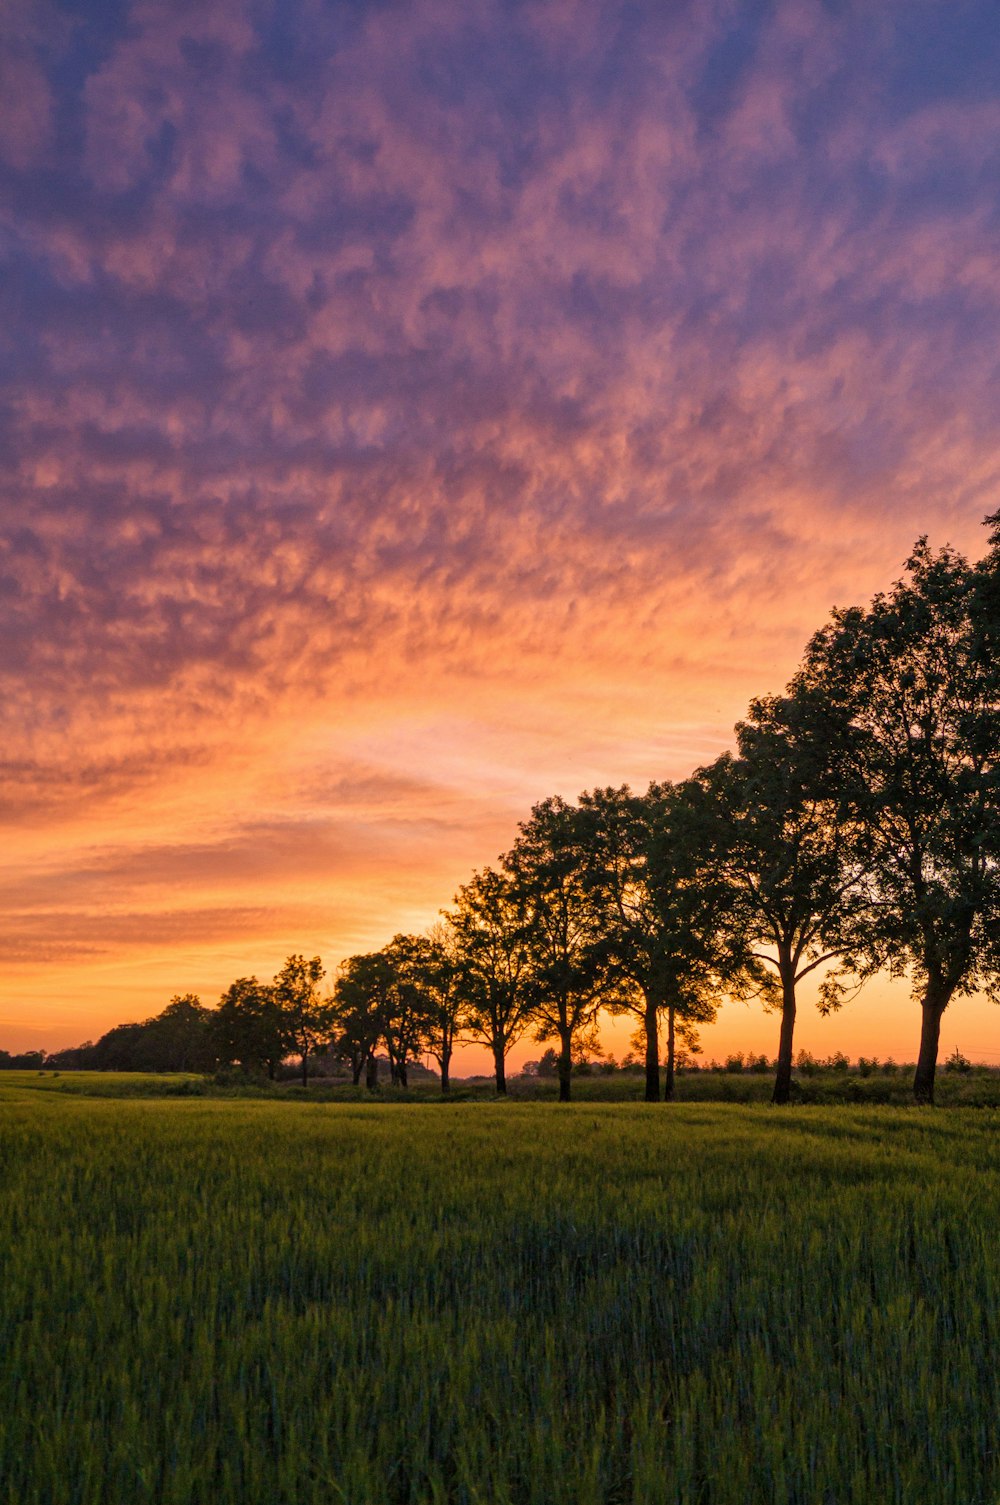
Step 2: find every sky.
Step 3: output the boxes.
[3,0,1000,1069]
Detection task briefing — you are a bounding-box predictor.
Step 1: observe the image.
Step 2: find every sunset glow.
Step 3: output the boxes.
[4,0,1000,1067]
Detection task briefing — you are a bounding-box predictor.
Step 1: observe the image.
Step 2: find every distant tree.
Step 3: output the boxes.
[577,783,728,1102]
[91,1022,147,1071]
[801,535,1000,1103]
[272,955,334,1088]
[0,1048,47,1070]
[418,924,466,1094]
[331,952,392,1087]
[212,977,286,1079]
[504,797,608,1102]
[146,994,215,1073]
[448,867,534,1094]
[693,687,871,1104]
[379,935,436,1087]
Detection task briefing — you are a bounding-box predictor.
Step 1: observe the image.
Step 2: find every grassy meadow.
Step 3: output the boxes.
[1,1082,999,1503]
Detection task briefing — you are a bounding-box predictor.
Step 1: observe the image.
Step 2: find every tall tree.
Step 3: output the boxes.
[578,783,725,1102]
[694,688,870,1105]
[272,955,333,1088]
[504,797,608,1102]
[801,536,1000,1103]
[448,867,534,1095]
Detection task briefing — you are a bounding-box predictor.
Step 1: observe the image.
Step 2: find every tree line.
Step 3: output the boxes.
[15,528,1000,1105]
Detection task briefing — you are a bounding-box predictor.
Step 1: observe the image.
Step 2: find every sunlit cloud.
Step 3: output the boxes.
[2,0,999,1061]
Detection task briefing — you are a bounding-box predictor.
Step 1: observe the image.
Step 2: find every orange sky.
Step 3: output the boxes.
[3,0,1000,1069]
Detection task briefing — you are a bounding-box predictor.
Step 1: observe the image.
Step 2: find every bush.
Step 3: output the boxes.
[944,1048,972,1074]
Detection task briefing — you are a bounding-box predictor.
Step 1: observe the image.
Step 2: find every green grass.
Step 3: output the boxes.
[1,1090,998,1503]
[7,1064,1000,1107]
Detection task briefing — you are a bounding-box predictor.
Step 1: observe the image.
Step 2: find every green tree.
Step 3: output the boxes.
[504,797,608,1103]
[801,535,1000,1103]
[272,955,333,1088]
[448,867,534,1095]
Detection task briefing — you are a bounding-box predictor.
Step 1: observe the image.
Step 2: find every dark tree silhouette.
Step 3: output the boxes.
[694,689,870,1105]
[577,783,728,1101]
[272,955,333,1088]
[801,536,1000,1104]
[379,935,437,1087]
[505,797,608,1102]
[212,977,285,1079]
[331,952,392,1086]
[448,867,534,1095]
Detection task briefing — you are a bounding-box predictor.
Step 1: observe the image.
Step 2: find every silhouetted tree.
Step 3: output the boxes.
[448,867,534,1094]
[694,688,870,1104]
[147,994,215,1072]
[417,924,466,1094]
[273,955,333,1088]
[379,935,436,1087]
[801,535,1000,1103]
[331,952,392,1086]
[578,783,725,1101]
[212,977,285,1078]
[505,797,608,1102]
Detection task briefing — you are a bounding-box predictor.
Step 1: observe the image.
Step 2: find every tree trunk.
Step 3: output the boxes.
[398,1059,408,1089]
[664,1005,676,1102]
[351,1056,363,1087]
[771,963,797,1105]
[440,1053,450,1094]
[914,990,948,1105]
[365,1052,378,1090]
[557,1026,572,1103]
[301,1048,309,1089]
[493,1040,507,1096]
[643,996,660,1102]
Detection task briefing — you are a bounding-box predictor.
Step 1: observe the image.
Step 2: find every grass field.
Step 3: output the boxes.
[1,1084,998,1503]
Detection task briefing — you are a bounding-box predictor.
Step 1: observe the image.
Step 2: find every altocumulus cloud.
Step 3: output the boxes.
[2,0,999,1042]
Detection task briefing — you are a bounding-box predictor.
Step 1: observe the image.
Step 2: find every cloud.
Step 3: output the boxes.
[2,0,999,1046]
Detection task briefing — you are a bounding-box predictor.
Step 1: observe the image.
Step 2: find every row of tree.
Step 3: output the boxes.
[333,526,1000,1106]
[20,527,1000,1105]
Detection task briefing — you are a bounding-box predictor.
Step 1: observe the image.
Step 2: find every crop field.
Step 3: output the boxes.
[1,1086,998,1504]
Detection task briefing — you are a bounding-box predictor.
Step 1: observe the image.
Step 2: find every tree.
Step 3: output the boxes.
[417,924,466,1094]
[378,935,436,1087]
[331,952,392,1087]
[694,687,870,1105]
[448,867,534,1094]
[272,955,334,1088]
[577,783,725,1102]
[147,994,215,1072]
[212,977,286,1079]
[504,797,608,1102]
[801,535,1000,1103]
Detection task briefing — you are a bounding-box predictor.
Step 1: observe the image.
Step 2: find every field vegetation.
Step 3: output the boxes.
[1,1089,999,1504]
